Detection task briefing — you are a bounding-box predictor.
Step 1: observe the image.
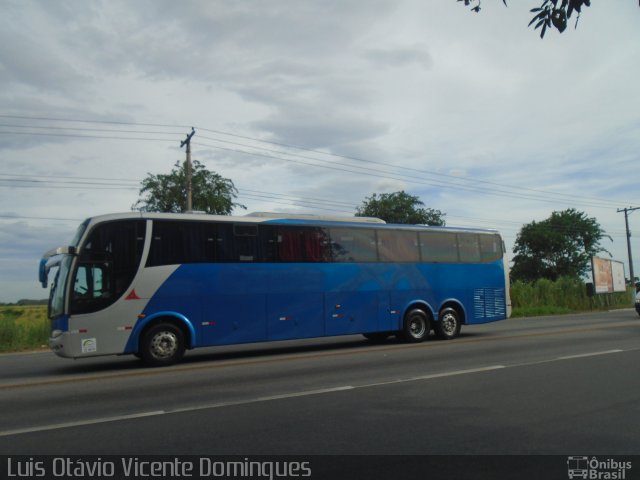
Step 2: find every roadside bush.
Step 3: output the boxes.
[511,276,633,317]
[0,305,49,352]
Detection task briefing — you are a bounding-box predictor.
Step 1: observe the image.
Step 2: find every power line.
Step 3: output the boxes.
[0,123,184,136]
[1,113,634,209]
[0,214,83,222]
[196,126,629,209]
[0,172,634,237]
[194,135,626,210]
[194,140,623,210]
[0,130,178,142]
[0,173,138,183]
[0,114,190,130]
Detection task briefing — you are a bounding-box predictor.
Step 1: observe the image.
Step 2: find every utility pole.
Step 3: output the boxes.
[180,127,196,212]
[617,206,639,289]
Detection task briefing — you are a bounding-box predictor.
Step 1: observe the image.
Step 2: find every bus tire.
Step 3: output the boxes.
[399,308,430,343]
[139,322,186,367]
[434,307,461,340]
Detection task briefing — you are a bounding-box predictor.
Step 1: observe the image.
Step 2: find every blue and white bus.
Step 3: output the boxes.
[39,212,511,366]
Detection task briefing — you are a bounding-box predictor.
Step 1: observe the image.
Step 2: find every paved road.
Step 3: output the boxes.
[1,309,638,455]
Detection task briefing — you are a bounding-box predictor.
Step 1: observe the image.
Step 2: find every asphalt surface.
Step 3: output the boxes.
[1,309,639,455]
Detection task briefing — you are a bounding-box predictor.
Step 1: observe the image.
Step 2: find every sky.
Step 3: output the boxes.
[0,0,639,303]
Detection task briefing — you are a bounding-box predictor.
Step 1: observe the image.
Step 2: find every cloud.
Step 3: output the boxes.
[364,44,433,69]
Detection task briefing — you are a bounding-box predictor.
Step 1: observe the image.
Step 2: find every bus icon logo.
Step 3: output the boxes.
[567,456,589,479]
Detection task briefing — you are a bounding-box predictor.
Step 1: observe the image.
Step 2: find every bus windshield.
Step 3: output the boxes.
[49,255,73,318]
[41,219,89,318]
[70,220,89,248]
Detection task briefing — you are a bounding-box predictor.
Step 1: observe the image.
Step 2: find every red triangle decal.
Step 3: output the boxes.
[125,289,141,300]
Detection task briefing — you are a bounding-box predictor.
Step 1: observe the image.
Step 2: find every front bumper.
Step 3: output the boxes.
[48,332,74,358]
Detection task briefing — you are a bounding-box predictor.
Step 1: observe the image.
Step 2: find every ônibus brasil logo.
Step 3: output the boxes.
[567,457,632,480]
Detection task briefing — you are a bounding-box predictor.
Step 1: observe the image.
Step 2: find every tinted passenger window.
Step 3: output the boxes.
[330,228,377,263]
[233,224,257,262]
[480,234,503,262]
[262,226,330,262]
[377,229,420,262]
[147,221,235,266]
[419,231,458,263]
[147,221,215,266]
[457,233,481,263]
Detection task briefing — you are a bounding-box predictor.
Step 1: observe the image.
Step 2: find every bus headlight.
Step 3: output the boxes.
[51,329,64,338]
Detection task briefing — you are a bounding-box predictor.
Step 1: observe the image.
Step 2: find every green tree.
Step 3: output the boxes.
[459,0,636,38]
[133,160,245,214]
[355,191,446,225]
[511,208,610,282]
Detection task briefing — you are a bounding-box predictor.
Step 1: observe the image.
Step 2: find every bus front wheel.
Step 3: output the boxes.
[399,308,430,343]
[140,322,186,367]
[434,307,461,340]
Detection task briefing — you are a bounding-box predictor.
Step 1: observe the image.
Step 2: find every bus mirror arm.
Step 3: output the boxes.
[42,246,77,260]
[39,246,78,288]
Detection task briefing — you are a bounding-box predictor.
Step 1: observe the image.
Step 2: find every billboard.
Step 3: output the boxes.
[592,257,626,294]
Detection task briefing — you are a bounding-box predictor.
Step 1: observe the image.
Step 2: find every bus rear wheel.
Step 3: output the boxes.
[399,308,430,343]
[434,307,461,340]
[140,322,186,367]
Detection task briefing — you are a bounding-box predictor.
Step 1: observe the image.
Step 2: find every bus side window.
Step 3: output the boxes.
[457,233,481,263]
[213,223,234,262]
[420,231,458,263]
[480,234,503,262]
[304,228,330,262]
[377,229,420,262]
[260,226,330,263]
[278,227,303,262]
[330,227,377,263]
[234,224,258,262]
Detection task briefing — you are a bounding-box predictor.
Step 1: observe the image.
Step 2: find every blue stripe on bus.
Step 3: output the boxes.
[51,314,69,332]
[133,261,506,350]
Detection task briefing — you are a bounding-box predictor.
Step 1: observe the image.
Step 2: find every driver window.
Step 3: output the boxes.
[73,265,89,298]
[71,263,112,312]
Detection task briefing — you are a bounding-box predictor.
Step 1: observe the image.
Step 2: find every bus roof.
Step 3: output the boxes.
[82,212,500,234]
[246,211,386,224]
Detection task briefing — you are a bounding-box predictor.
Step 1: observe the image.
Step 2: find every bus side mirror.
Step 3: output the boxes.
[39,258,49,288]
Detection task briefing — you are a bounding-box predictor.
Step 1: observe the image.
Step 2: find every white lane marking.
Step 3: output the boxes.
[0,411,165,438]
[356,365,506,388]
[557,350,624,361]
[0,349,629,438]
[0,366,505,438]
[168,386,356,414]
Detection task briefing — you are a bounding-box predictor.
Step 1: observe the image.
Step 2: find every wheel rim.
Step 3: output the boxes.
[150,331,179,360]
[441,312,458,336]
[409,316,427,338]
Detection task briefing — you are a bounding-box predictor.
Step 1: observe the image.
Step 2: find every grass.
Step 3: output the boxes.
[510,277,634,317]
[0,305,49,353]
